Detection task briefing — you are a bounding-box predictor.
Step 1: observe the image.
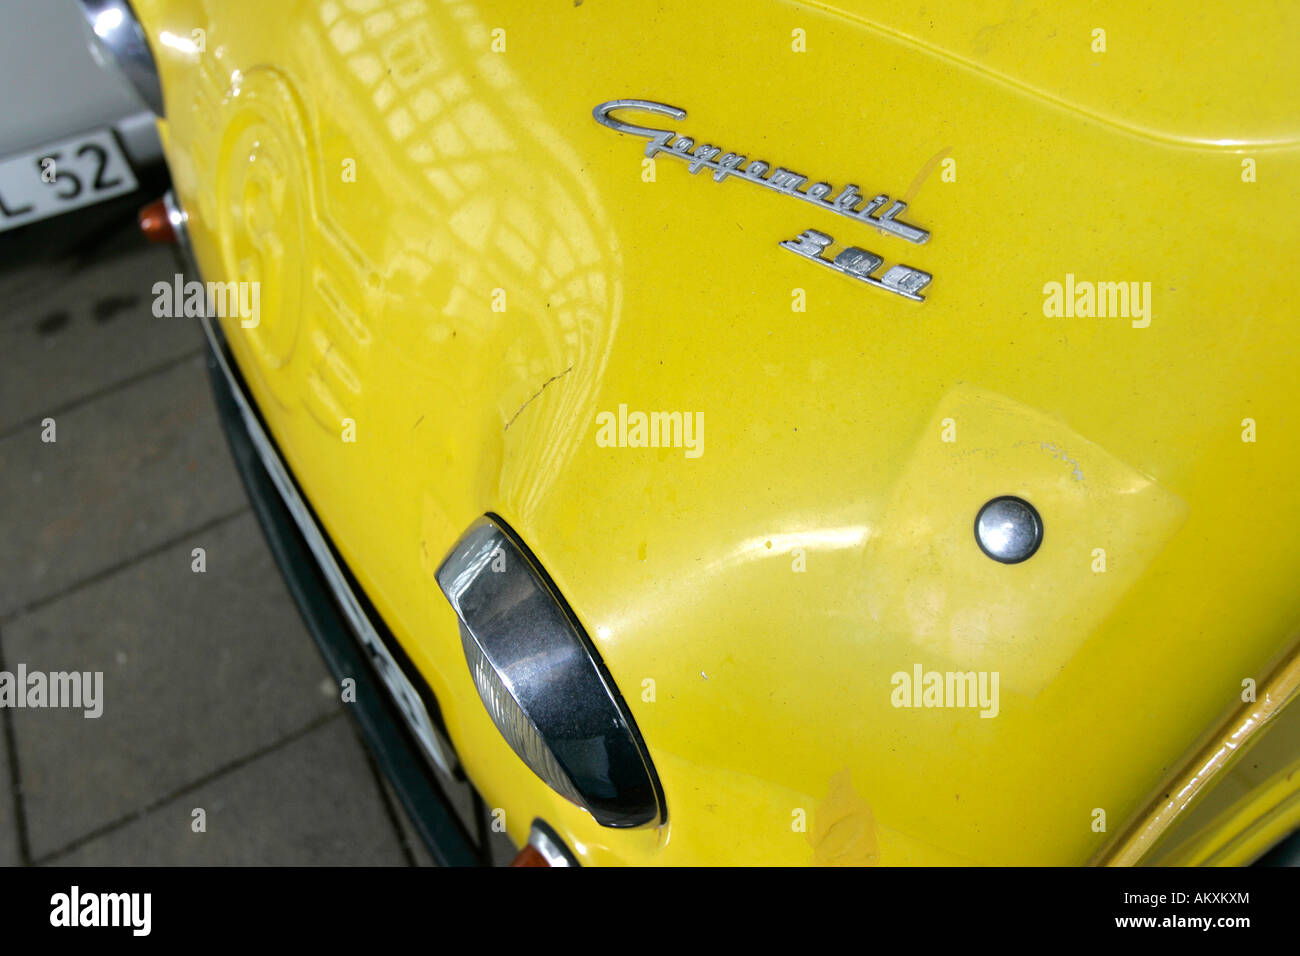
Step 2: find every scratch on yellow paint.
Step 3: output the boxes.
[809,769,880,866]
[901,145,952,204]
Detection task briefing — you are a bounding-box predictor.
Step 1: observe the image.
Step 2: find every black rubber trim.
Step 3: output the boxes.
[1255,826,1300,867]
[203,341,484,867]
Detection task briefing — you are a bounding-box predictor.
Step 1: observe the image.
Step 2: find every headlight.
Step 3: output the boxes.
[78,0,166,118]
[437,516,665,828]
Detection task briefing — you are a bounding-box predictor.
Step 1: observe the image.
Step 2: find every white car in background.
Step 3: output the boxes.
[0,0,162,233]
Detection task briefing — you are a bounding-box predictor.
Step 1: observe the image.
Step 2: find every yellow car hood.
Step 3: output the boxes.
[138,0,1300,864]
[813,0,1300,145]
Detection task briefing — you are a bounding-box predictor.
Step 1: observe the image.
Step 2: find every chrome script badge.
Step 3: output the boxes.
[781,229,932,302]
[593,98,930,245]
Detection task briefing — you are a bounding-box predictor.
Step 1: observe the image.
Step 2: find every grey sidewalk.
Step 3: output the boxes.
[0,214,500,865]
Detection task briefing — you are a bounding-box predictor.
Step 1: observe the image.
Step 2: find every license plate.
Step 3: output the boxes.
[0,129,139,233]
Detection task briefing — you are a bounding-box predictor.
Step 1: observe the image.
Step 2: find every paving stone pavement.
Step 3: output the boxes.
[0,237,201,435]
[0,724,15,866]
[46,718,409,866]
[5,512,347,860]
[0,212,452,865]
[0,356,247,617]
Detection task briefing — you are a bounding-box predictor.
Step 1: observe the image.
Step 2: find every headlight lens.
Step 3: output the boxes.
[437,516,665,828]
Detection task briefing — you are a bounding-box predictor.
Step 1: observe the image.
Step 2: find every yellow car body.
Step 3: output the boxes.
[132,0,1300,865]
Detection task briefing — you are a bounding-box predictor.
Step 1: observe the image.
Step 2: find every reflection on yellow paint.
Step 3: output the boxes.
[865,384,1188,696]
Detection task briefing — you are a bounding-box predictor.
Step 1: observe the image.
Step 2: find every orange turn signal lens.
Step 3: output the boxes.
[137,198,175,243]
[509,844,550,867]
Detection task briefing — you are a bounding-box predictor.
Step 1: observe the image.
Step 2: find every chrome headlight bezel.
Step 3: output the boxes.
[437,515,665,828]
[78,0,166,118]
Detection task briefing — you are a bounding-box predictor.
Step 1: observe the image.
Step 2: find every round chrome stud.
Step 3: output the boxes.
[974,496,1043,564]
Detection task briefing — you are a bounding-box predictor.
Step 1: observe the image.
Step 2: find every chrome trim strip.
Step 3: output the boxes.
[199,315,457,779]
[528,822,577,868]
[78,0,166,118]
[162,188,191,262]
